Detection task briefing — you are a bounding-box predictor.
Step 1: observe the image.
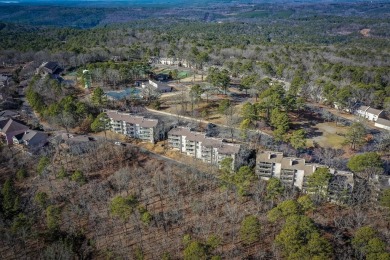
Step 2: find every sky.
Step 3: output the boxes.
[0,0,376,8]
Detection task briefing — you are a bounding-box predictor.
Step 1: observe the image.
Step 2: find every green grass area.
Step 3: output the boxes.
[310,122,347,149]
[178,71,191,78]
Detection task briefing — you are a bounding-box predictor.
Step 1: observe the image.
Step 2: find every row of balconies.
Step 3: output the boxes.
[169,142,181,147]
[258,163,273,168]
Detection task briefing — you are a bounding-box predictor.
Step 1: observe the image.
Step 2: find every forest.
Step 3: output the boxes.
[0,1,390,259]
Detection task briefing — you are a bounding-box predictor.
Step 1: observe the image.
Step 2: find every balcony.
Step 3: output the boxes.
[258,171,273,177]
[169,142,180,147]
[202,153,212,159]
[202,147,212,152]
[257,165,272,170]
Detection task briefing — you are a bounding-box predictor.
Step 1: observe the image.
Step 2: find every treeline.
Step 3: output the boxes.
[1,15,389,109]
[25,75,99,132]
[81,61,151,87]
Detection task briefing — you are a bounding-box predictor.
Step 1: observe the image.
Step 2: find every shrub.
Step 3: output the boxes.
[71,170,86,185]
[35,191,49,208]
[16,168,27,181]
[240,215,261,245]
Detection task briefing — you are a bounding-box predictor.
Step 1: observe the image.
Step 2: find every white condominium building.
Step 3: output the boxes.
[168,126,241,169]
[106,110,161,143]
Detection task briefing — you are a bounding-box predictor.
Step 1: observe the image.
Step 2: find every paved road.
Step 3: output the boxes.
[145,107,272,137]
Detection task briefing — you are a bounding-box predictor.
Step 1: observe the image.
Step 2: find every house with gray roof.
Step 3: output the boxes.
[13,130,48,149]
[168,126,241,169]
[36,61,62,76]
[106,110,162,143]
[0,118,29,145]
[356,105,383,122]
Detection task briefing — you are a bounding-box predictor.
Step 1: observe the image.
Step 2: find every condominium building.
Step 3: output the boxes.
[168,126,241,168]
[106,110,162,143]
[256,151,318,189]
[256,151,354,192]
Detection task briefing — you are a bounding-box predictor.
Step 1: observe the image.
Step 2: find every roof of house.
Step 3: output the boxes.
[366,107,383,116]
[40,61,61,74]
[14,130,48,147]
[106,110,159,128]
[375,118,390,127]
[357,105,383,116]
[0,110,18,118]
[1,119,28,134]
[22,130,47,143]
[43,61,59,71]
[0,117,9,129]
[357,105,369,111]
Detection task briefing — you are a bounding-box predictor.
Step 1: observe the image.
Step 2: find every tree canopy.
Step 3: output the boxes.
[347,152,383,173]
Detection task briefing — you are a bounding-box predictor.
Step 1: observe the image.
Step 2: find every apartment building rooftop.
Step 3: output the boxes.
[218,142,241,155]
[257,151,284,162]
[106,110,158,128]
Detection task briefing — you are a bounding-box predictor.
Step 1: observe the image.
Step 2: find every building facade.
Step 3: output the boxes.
[168,126,241,169]
[256,151,354,193]
[142,80,172,93]
[106,110,162,143]
[356,105,383,122]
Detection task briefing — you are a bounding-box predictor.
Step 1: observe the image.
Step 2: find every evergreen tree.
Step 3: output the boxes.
[240,215,261,245]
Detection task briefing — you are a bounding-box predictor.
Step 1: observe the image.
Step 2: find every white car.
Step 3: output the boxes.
[114,141,125,146]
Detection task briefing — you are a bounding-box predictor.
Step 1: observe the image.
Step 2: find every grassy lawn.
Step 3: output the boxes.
[309,122,348,149]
